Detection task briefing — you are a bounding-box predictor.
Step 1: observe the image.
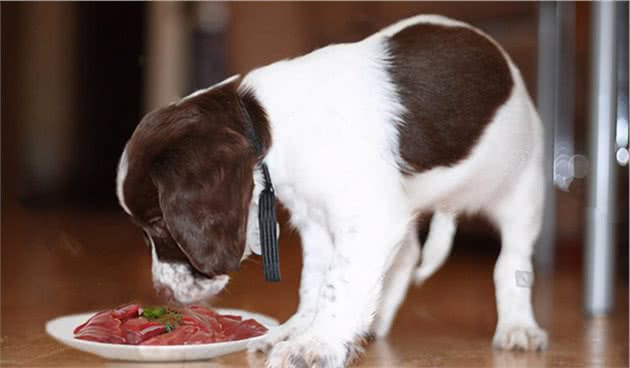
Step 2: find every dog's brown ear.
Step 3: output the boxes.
[151,124,256,277]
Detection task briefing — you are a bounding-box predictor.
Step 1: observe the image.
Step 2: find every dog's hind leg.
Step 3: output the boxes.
[488,150,548,351]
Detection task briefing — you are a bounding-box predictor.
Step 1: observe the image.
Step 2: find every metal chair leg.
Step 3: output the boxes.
[584,1,620,316]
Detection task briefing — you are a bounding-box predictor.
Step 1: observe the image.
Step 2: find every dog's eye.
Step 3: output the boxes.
[142,230,152,249]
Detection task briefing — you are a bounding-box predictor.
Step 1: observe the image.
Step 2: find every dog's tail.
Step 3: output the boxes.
[414,211,457,284]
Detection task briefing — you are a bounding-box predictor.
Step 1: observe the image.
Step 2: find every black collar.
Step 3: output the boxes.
[237,96,281,282]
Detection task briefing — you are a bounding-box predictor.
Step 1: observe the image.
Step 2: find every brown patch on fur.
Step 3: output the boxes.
[121,79,271,276]
[388,23,513,173]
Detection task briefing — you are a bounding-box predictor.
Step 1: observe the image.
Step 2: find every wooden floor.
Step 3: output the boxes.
[1,208,628,367]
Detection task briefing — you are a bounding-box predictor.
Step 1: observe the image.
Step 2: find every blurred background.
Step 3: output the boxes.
[2,1,627,277]
[1,2,628,366]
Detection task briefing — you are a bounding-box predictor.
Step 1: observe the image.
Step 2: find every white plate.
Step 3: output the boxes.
[45,308,278,362]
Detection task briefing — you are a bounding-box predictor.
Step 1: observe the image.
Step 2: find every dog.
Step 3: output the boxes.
[116,15,548,367]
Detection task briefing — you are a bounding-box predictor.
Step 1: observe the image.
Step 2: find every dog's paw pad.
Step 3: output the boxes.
[493,325,548,351]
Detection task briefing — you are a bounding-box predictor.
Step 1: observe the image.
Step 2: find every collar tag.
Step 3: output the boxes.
[258,163,280,282]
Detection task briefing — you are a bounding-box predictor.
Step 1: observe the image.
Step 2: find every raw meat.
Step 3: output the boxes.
[73,304,267,345]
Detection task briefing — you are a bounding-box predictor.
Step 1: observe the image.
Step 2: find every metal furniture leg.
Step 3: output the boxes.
[584,1,619,315]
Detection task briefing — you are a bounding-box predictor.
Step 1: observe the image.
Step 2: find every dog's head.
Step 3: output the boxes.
[116,77,270,303]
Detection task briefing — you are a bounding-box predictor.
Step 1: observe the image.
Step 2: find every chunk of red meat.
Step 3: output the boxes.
[188,305,220,317]
[217,315,241,335]
[112,304,140,320]
[74,310,126,344]
[222,318,267,341]
[121,317,167,345]
[140,325,220,345]
[186,328,222,344]
[73,310,109,334]
[179,307,221,335]
[140,325,195,345]
[219,314,243,322]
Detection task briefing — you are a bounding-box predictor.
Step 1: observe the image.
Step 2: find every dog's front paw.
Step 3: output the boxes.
[248,316,304,353]
[249,312,316,353]
[492,324,548,351]
[266,334,359,368]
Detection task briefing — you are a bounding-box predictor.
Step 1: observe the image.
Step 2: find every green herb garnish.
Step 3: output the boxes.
[142,306,182,332]
[164,322,174,332]
[142,306,165,319]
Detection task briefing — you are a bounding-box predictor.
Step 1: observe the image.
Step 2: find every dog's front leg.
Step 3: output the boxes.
[250,220,334,352]
[267,216,408,368]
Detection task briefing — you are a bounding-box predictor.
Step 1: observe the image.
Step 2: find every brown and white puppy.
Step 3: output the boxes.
[117,15,547,368]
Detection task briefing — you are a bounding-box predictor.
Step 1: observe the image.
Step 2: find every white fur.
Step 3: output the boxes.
[413,211,457,283]
[243,168,265,259]
[116,145,131,215]
[374,14,471,37]
[244,167,281,259]
[372,222,421,337]
[238,15,547,366]
[178,74,241,103]
[149,238,229,304]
